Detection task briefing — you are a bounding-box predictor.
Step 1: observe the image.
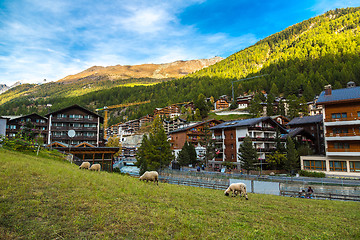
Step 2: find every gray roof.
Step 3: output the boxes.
[282,127,315,140]
[317,86,360,104]
[210,117,286,132]
[210,117,266,130]
[287,115,322,126]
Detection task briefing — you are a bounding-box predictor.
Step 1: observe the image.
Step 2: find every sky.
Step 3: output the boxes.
[0,0,359,86]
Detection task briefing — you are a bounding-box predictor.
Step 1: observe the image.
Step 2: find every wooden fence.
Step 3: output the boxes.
[159,176,228,190]
[280,190,360,201]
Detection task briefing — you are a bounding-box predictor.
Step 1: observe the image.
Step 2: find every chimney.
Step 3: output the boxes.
[347,81,356,88]
[324,84,332,96]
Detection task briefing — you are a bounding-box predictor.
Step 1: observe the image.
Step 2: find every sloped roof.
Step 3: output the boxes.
[317,86,360,104]
[210,116,287,132]
[4,113,47,121]
[282,127,315,141]
[169,119,221,134]
[45,104,103,122]
[287,115,323,126]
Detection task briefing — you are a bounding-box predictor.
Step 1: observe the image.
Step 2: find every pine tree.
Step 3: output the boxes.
[285,136,299,174]
[187,142,198,167]
[248,92,263,117]
[266,93,275,116]
[177,142,190,167]
[238,136,258,174]
[136,116,174,175]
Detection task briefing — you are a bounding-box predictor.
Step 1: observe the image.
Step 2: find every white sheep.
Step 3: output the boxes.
[79,161,90,169]
[89,163,101,172]
[139,171,159,185]
[224,183,248,200]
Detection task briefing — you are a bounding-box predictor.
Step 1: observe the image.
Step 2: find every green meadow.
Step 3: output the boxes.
[0,149,359,239]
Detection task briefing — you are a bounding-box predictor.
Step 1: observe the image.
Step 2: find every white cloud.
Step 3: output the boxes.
[0,0,271,85]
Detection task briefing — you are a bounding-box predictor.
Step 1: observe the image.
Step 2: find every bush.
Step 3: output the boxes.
[299,170,326,178]
[1,136,37,152]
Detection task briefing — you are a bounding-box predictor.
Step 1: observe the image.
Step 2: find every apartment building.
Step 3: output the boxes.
[301,83,360,176]
[163,118,188,134]
[5,113,48,140]
[209,117,287,170]
[46,104,103,146]
[214,95,230,110]
[154,104,181,119]
[169,119,222,150]
[287,115,325,154]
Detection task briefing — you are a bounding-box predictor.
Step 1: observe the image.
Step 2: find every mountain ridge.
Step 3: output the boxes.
[58,57,223,84]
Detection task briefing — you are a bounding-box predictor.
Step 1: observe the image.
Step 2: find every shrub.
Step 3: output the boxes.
[299,170,326,178]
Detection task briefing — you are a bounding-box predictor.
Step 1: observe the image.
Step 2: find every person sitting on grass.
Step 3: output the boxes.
[299,190,306,198]
[307,186,314,199]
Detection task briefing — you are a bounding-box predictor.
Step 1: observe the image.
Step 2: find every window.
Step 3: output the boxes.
[334,142,350,149]
[303,160,326,171]
[230,134,233,139]
[331,113,347,119]
[332,128,348,134]
[329,161,347,172]
[57,114,67,118]
[350,161,360,172]
[69,114,83,119]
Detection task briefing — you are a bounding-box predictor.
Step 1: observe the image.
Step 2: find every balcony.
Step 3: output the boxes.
[256,147,276,152]
[248,126,276,131]
[324,117,360,126]
[238,137,277,142]
[325,132,360,141]
[326,147,360,156]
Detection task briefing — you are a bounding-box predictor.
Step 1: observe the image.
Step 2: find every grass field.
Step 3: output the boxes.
[0,149,359,239]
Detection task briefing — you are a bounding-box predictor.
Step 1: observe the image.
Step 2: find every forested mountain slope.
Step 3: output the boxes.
[0,7,359,122]
[188,7,360,98]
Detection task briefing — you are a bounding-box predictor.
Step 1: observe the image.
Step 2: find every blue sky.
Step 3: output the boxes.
[0,0,359,85]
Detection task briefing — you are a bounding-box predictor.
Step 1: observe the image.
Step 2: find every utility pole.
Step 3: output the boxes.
[231,74,269,102]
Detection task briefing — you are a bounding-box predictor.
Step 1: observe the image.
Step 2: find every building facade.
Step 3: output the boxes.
[5,113,48,141]
[169,119,222,150]
[287,115,325,155]
[46,105,103,146]
[210,117,287,170]
[301,83,360,176]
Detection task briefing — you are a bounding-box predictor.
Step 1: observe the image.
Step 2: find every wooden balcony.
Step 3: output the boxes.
[326,147,360,152]
[326,132,360,137]
[325,117,360,122]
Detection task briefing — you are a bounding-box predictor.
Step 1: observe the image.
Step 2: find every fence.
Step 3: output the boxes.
[157,169,360,201]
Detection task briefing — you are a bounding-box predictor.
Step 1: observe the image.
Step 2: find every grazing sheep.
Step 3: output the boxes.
[79,161,90,169]
[224,183,248,200]
[89,163,101,172]
[139,171,159,185]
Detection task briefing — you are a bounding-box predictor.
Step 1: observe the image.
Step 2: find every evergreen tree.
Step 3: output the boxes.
[200,125,216,169]
[194,93,209,119]
[248,92,263,117]
[194,108,202,121]
[238,136,258,174]
[287,94,300,119]
[266,93,275,116]
[278,99,286,116]
[136,116,174,175]
[269,83,279,97]
[177,142,190,167]
[285,136,299,174]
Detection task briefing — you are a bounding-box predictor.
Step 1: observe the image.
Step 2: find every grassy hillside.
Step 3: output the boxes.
[1,149,359,239]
